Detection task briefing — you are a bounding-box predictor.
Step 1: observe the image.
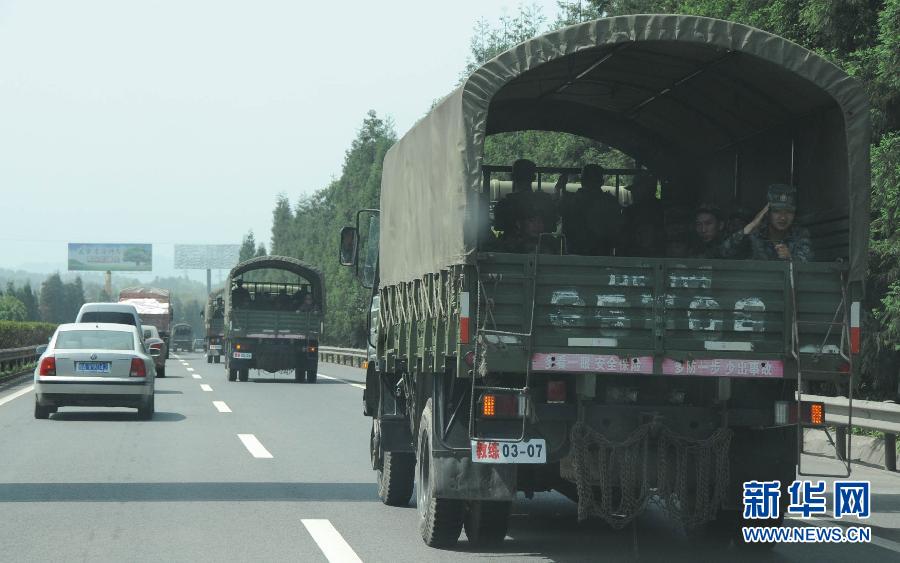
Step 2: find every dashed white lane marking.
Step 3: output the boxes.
[200,384,213,392]
[0,385,34,407]
[192,374,202,379]
[186,367,194,371]
[317,374,365,390]
[238,434,273,459]
[301,519,362,563]
[213,401,232,413]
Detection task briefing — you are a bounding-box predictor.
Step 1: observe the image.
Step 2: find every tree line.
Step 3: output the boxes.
[256,1,899,396]
[0,275,85,324]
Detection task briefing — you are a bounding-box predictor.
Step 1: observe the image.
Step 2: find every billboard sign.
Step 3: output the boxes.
[173,244,240,269]
[68,243,153,271]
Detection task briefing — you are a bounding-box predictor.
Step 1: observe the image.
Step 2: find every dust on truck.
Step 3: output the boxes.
[118,287,173,357]
[204,288,225,363]
[223,256,324,383]
[339,15,870,548]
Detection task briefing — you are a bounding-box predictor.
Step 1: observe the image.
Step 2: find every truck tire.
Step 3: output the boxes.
[239,368,249,382]
[228,368,237,382]
[207,355,212,364]
[372,421,415,506]
[306,369,317,384]
[464,501,511,545]
[416,399,464,547]
[157,366,166,378]
[214,356,220,364]
[294,367,304,382]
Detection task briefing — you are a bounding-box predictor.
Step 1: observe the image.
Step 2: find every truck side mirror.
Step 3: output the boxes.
[339,226,358,266]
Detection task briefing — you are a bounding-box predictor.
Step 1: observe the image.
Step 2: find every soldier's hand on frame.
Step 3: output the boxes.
[555,173,569,195]
[743,203,770,235]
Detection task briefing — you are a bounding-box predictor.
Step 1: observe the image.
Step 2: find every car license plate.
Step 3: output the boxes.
[209,345,222,351]
[75,361,111,374]
[471,439,546,464]
[233,352,252,359]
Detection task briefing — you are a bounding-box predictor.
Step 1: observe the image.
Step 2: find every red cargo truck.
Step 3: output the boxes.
[118,287,174,358]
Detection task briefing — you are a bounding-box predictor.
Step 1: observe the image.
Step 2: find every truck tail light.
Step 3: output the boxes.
[459,292,470,344]
[547,380,566,403]
[130,358,147,377]
[809,402,824,425]
[480,393,519,417]
[850,301,860,354]
[776,400,825,425]
[307,345,318,353]
[38,357,56,376]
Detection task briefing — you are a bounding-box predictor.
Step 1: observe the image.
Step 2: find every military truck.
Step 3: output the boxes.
[171,323,193,353]
[340,15,869,549]
[204,288,225,364]
[223,256,324,383]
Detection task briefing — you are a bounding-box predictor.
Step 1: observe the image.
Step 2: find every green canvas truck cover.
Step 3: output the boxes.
[379,14,870,286]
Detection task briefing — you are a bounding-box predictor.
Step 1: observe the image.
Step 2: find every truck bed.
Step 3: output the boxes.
[476,253,849,379]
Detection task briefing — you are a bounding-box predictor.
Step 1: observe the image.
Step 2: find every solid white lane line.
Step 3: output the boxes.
[238,434,273,459]
[317,374,365,390]
[213,401,232,413]
[0,385,34,407]
[192,374,202,379]
[200,384,213,392]
[301,519,362,563]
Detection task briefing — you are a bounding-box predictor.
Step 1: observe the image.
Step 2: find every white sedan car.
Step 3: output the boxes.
[34,323,156,419]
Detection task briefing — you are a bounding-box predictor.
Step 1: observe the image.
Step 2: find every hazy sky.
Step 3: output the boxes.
[0,0,561,279]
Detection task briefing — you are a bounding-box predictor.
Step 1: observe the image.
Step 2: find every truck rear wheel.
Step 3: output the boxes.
[294,367,304,382]
[238,368,249,382]
[214,356,220,364]
[306,369,317,384]
[416,399,464,547]
[464,501,511,545]
[372,421,415,506]
[228,368,237,382]
[207,355,212,364]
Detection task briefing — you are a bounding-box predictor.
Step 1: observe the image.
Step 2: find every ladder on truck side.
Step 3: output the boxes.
[467,240,556,443]
[791,264,854,478]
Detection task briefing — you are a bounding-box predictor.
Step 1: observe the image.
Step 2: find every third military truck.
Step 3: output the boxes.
[340,15,870,549]
[223,256,324,382]
[204,288,225,363]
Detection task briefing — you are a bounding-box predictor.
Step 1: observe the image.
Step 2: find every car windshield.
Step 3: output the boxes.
[55,330,135,351]
[80,312,136,325]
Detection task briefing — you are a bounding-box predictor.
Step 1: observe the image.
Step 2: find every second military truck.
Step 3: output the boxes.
[223,256,324,382]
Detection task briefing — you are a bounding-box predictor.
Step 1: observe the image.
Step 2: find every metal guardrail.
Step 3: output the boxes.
[318,346,367,368]
[0,345,40,379]
[804,393,900,472]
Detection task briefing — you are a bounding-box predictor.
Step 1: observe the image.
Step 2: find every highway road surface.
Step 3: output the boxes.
[1,353,898,562]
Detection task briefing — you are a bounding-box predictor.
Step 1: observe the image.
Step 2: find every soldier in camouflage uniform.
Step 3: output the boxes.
[719,184,813,262]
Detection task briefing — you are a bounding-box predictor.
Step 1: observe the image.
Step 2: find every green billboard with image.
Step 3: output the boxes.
[67,243,153,271]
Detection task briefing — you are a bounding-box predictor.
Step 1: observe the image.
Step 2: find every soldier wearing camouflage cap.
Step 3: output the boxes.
[719,183,812,262]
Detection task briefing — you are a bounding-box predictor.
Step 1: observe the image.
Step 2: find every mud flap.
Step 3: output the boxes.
[432,453,517,501]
